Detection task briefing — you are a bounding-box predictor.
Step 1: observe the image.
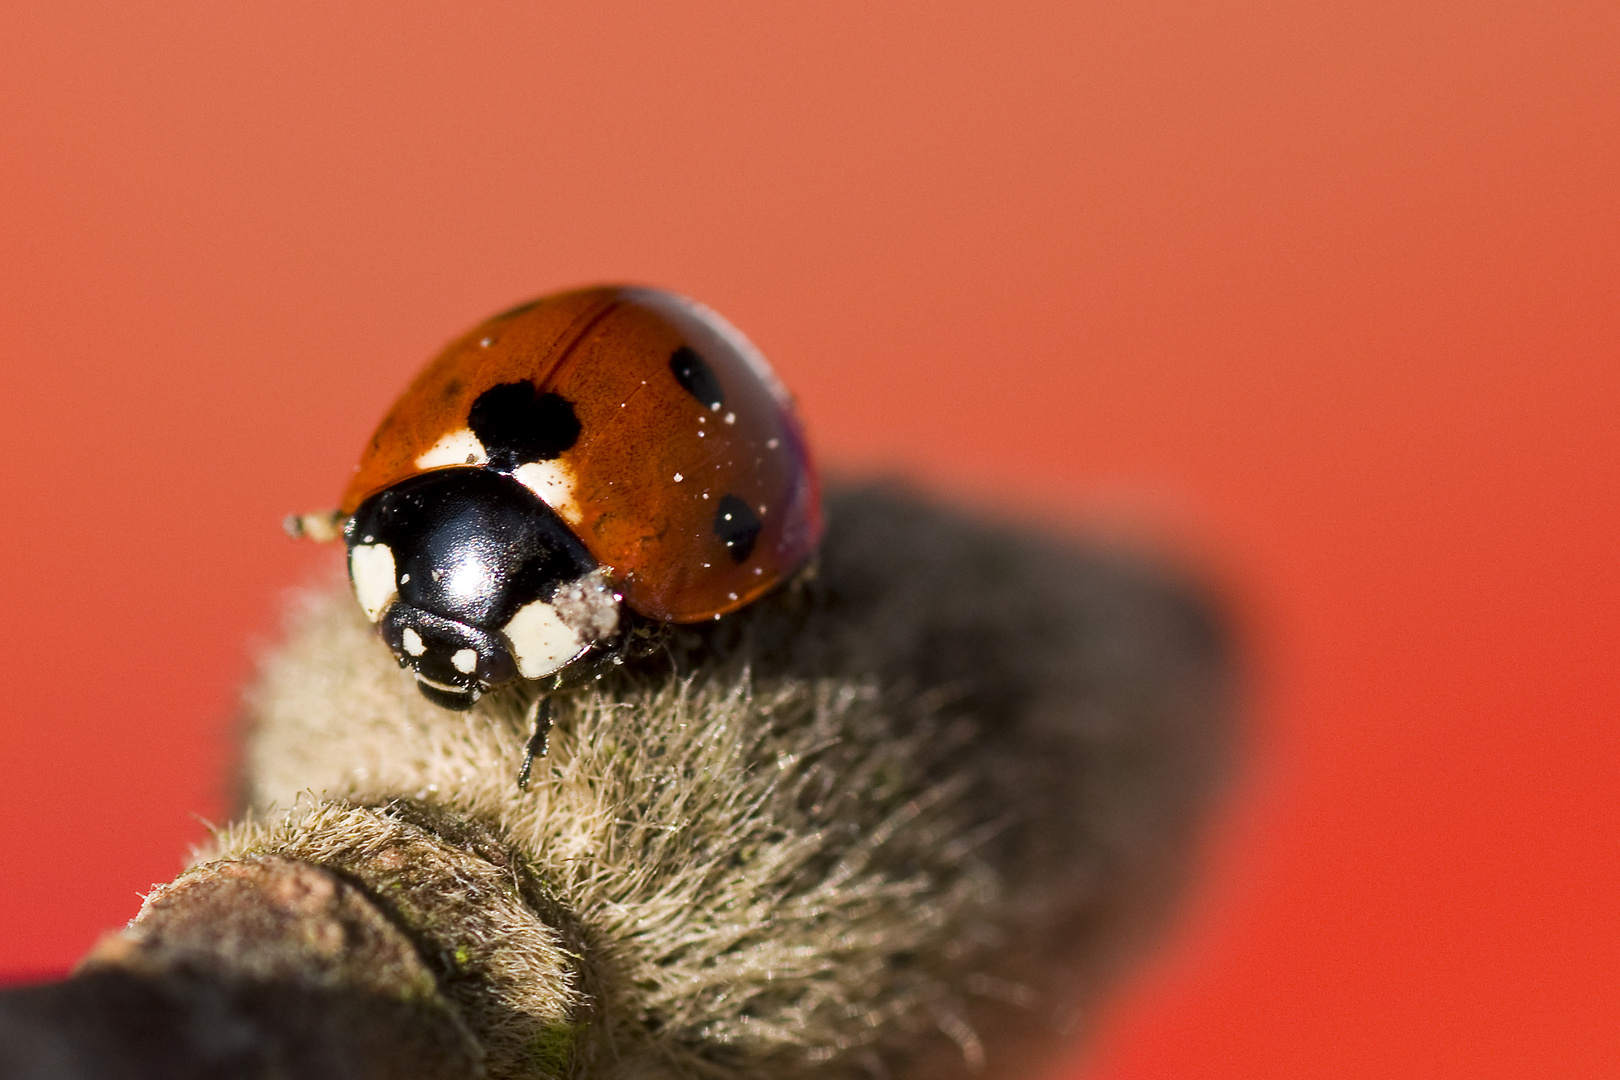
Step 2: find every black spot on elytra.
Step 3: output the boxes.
[467,382,580,471]
[714,495,762,563]
[670,346,724,411]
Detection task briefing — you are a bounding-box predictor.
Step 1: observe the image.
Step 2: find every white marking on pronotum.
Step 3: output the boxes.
[451,649,478,674]
[401,627,426,656]
[502,568,621,679]
[724,412,736,425]
[513,459,582,525]
[673,472,683,482]
[415,428,488,470]
[349,543,398,622]
[502,601,583,680]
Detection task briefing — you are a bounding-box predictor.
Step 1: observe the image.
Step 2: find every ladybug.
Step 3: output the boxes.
[290,286,821,779]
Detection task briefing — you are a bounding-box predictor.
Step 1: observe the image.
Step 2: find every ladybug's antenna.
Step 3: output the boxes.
[515,695,554,790]
[284,510,343,543]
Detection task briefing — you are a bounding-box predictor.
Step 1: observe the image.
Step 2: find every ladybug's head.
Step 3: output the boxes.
[344,468,620,710]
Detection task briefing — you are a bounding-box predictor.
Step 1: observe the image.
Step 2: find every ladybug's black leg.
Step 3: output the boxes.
[516,695,553,790]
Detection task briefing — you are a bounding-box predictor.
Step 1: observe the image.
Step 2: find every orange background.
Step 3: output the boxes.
[1,2,1615,1075]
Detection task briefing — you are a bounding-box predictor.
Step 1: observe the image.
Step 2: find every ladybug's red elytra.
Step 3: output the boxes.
[291,287,822,768]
